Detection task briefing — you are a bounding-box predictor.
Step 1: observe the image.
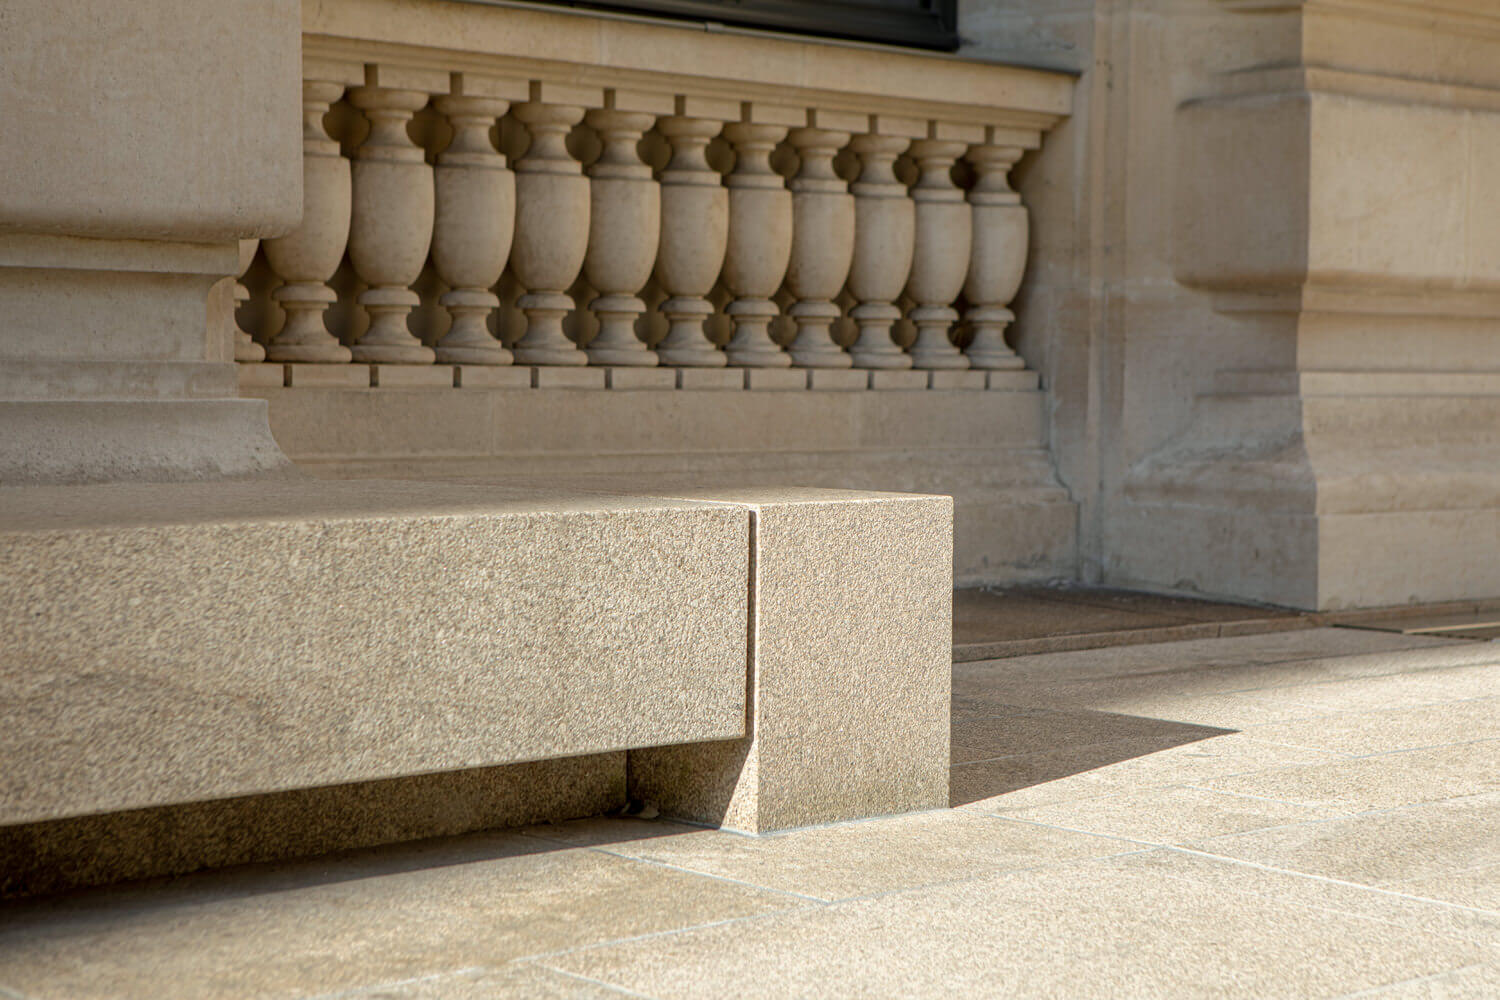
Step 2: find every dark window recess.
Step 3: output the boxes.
[529,0,959,51]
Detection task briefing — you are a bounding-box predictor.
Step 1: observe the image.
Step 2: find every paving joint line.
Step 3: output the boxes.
[1276,694,1500,717]
[1196,669,1489,701]
[1377,858,1500,890]
[1177,783,1346,811]
[996,795,1464,852]
[1169,846,1500,920]
[1333,965,1489,1000]
[954,657,1497,708]
[302,966,492,1000]
[1233,736,1360,757]
[1148,863,1500,949]
[949,734,1196,768]
[576,825,1157,909]
[957,631,1487,680]
[975,813,1169,851]
[1337,736,1500,763]
[516,903,823,964]
[812,843,1162,908]
[1308,790,1500,824]
[527,961,664,1000]
[1178,801,1450,840]
[578,846,831,904]
[953,744,1360,811]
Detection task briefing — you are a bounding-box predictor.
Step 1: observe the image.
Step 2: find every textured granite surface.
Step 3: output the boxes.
[630,487,952,832]
[0,480,748,824]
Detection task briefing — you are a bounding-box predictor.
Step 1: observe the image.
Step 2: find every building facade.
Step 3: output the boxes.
[2,0,1497,891]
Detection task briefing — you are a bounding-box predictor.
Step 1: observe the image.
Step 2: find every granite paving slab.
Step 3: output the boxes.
[544,853,1488,999]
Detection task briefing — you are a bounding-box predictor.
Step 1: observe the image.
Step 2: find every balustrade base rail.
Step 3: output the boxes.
[238,362,1041,392]
[241,372,1078,587]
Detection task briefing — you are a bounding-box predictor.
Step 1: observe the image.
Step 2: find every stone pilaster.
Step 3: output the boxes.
[0,0,301,484]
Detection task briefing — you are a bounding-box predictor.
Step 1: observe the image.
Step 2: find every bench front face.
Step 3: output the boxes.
[0,483,750,824]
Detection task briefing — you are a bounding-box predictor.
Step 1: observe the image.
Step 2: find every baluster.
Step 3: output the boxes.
[510,98,590,366]
[263,80,353,364]
[846,134,914,369]
[584,105,661,366]
[432,91,514,365]
[654,114,729,367]
[348,82,436,364]
[905,137,971,369]
[232,239,263,362]
[785,126,854,368]
[964,141,1028,370]
[722,121,793,368]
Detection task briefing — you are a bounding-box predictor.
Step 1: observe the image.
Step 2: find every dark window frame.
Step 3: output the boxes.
[529,0,959,51]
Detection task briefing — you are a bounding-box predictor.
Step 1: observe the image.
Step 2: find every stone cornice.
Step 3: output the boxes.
[1209,284,1500,320]
[1197,63,1500,111]
[1219,0,1500,37]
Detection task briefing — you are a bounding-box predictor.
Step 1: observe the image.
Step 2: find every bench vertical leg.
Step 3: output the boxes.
[629,489,952,832]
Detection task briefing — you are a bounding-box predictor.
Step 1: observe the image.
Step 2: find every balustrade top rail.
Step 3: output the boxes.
[233,0,1074,380]
[304,0,1071,132]
[524,0,961,51]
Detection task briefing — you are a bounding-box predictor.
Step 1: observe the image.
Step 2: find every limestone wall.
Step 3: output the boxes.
[963,0,1500,608]
[0,0,304,483]
[230,0,1082,587]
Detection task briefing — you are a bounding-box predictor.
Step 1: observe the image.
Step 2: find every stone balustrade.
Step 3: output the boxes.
[238,10,1069,386]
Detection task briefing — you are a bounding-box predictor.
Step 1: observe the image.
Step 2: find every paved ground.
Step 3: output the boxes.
[953,586,1310,661]
[2,627,1498,998]
[953,586,1500,661]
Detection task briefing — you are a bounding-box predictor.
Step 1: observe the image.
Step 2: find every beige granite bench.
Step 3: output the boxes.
[0,482,949,877]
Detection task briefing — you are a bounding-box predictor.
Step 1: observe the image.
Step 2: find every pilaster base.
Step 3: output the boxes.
[0,399,293,485]
[1111,373,1500,610]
